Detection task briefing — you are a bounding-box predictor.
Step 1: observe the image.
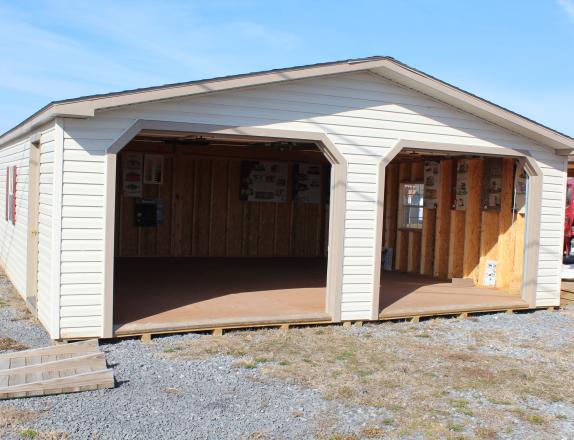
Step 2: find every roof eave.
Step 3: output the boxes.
[370,62,574,153]
[1,57,572,153]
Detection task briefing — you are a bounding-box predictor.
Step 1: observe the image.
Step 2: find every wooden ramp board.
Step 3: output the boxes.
[0,339,114,399]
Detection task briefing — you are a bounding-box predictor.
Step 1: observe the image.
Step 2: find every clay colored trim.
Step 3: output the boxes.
[25,140,40,314]
[102,120,347,337]
[521,157,543,307]
[2,57,573,152]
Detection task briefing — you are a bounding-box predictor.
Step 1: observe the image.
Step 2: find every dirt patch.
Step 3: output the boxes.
[0,273,34,322]
[0,337,29,352]
[167,325,574,438]
[0,407,68,439]
[0,407,38,436]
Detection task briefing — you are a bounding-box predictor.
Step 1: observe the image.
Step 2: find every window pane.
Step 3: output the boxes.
[400,182,424,229]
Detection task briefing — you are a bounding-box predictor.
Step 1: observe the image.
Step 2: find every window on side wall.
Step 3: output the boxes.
[5,166,16,225]
[399,182,423,230]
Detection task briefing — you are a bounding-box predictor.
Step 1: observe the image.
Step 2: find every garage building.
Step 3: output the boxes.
[0,56,572,340]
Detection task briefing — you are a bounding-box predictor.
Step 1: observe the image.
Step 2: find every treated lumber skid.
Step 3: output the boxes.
[0,340,113,400]
[105,305,552,342]
[114,318,333,339]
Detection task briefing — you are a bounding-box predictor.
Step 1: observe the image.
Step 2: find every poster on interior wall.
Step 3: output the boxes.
[143,154,164,184]
[482,158,502,211]
[423,160,440,209]
[514,164,527,213]
[240,160,288,202]
[122,152,143,197]
[455,159,469,211]
[294,163,322,203]
[483,259,497,286]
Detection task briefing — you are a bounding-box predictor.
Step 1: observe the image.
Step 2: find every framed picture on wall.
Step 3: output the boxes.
[293,163,322,204]
[239,160,288,202]
[482,158,502,211]
[143,154,164,184]
[423,160,439,209]
[455,159,469,211]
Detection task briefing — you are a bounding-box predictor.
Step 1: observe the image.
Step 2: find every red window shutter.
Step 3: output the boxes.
[5,167,8,222]
[12,165,16,225]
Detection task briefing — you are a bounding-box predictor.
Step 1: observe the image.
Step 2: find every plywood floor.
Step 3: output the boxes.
[113,257,329,335]
[113,258,529,336]
[379,271,528,318]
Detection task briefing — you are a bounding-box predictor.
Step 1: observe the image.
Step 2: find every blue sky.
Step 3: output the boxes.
[0,0,573,136]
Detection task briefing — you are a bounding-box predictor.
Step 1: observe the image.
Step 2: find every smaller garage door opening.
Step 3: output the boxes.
[112,131,334,335]
[379,149,530,318]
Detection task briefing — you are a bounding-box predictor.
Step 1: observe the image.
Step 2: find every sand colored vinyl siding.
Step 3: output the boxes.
[58,131,105,339]
[58,71,565,336]
[37,127,55,330]
[0,138,30,297]
[530,153,567,307]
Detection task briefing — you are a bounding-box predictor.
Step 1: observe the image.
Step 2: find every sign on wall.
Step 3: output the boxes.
[514,164,527,213]
[240,160,288,203]
[482,158,502,211]
[144,154,164,184]
[423,160,440,209]
[294,163,322,204]
[122,153,143,197]
[455,159,469,211]
[483,259,497,286]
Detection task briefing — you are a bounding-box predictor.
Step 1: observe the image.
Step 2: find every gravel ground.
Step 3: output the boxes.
[0,271,573,439]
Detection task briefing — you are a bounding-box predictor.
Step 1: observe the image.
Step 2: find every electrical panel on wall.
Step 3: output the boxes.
[134,198,164,227]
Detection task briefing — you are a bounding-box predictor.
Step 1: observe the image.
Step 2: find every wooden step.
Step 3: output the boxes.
[0,339,99,360]
[0,369,114,399]
[0,339,114,399]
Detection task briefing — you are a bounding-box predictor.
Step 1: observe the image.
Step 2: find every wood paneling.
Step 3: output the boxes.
[394,162,413,271]
[477,210,499,284]
[495,159,516,290]
[407,231,422,272]
[382,156,524,291]
[448,210,465,279]
[116,145,329,258]
[433,160,453,278]
[420,208,435,275]
[462,159,484,282]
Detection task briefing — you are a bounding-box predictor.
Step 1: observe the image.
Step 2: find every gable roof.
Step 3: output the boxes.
[2,56,573,152]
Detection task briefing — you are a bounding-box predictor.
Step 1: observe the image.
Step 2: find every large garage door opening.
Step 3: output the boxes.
[112,131,334,335]
[379,149,530,318]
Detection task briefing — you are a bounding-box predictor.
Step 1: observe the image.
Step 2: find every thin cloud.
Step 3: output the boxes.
[558,0,574,20]
[0,1,301,132]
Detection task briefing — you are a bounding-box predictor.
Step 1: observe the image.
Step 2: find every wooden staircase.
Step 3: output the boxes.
[0,339,114,399]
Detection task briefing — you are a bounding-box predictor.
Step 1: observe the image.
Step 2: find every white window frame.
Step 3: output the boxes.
[398,182,424,230]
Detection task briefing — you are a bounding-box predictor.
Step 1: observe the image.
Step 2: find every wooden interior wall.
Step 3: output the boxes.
[115,143,330,258]
[382,157,525,292]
